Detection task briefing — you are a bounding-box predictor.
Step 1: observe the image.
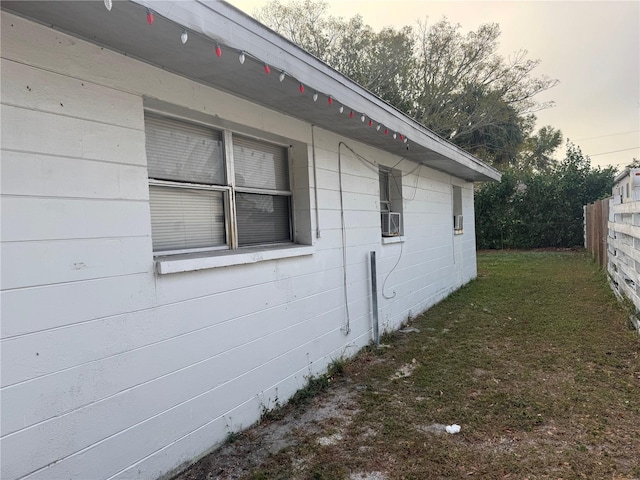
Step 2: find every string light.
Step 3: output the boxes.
[146,8,154,25]
[104,0,112,11]
[178,40,404,148]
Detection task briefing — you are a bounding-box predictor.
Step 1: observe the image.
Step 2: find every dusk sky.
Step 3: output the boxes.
[227,0,640,171]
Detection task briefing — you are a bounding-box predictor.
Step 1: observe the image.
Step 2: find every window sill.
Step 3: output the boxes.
[155,244,315,274]
[382,236,404,245]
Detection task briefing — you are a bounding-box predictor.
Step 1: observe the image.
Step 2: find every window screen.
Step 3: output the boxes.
[236,193,290,246]
[145,113,224,185]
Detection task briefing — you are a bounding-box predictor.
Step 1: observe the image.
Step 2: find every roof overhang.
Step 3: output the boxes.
[2,0,501,183]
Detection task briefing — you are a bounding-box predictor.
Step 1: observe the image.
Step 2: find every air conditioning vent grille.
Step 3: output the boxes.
[454,215,464,231]
[381,212,401,236]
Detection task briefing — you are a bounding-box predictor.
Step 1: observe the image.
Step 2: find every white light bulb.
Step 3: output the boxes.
[313,92,318,102]
[376,124,381,131]
[239,52,245,64]
[181,30,188,44]
[279,71,286,82]
[361,114,366,122]
[104,0,112,11]
[339,105,344,114]
[404,137,408,143]
[393,133,397,139]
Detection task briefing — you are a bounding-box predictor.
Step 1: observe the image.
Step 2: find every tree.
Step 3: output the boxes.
[255,0,415,111]
[255,1,558,167]
[475,143,616,249]
[519,126,563,172]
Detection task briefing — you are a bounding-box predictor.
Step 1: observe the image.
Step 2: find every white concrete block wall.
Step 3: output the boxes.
[1,12,478,480]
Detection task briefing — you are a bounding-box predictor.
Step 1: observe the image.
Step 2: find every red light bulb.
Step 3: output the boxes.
[369,120,373,127]
[146,9,154,25]
[264,64,271,74]
[215,45,222,58]
[399,135,404,141]
[384,128,389,135]
[328,97,333,105]
[349,111,354,119]
[299,84,305,93]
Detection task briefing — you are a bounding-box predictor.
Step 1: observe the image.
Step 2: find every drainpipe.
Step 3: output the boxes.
[370,251,380,346]
[311,125,321,239]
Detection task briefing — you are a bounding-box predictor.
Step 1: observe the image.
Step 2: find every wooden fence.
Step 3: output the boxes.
[584,198,609,269]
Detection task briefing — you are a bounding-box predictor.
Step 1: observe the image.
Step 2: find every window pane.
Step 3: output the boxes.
[379,169,390,211]
[233,136,289,191]
[453,186,463,216]
[149,185,225,252]
[145,114,224,185]
[236,193,290,246]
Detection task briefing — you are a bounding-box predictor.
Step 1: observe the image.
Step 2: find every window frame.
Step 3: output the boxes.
[379,166,403,237]
[145,110,294,256]
[452,185,464,235]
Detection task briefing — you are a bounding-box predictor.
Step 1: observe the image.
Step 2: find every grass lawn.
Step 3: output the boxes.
[177,251,640,480]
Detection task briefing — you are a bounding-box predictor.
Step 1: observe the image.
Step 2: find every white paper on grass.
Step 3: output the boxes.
[445,424,461,434]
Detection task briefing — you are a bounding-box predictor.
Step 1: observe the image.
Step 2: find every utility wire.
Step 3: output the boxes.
[589,146,639,157]
[573,130,640,141]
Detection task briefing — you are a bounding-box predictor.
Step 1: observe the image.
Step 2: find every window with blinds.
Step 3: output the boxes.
[145,113,292,253]
[233,135,291,246]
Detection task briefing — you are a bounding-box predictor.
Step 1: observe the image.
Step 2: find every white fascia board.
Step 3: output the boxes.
[132,0,501,182]
[615,168,630,184]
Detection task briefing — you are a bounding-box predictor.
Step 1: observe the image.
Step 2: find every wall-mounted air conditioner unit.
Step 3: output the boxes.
[381,212,401,236]
[454,215,464,231]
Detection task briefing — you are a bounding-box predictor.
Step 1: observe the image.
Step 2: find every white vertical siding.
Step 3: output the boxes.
[1,11,480,480]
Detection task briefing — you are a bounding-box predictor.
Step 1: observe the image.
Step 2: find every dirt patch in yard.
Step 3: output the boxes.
[173,252,640,480]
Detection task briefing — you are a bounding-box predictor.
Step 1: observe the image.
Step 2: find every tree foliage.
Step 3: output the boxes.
[255,0,558,167]
[255,0,415,111]
[475,143,616,249]
[518,125,563,172]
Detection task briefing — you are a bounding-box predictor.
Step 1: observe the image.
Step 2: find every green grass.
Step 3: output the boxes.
[244,252,640,479]
[187,251,640,479]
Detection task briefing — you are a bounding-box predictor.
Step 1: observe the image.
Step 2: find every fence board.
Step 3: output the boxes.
[584,198,609,269]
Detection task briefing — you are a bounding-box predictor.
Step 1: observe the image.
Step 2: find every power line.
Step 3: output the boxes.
[573,130,640,141]
[589,146,639,157]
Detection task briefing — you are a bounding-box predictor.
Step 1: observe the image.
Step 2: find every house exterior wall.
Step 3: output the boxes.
[1,12,477,480]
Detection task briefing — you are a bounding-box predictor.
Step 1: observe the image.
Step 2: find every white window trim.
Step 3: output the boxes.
[156,244,315,274]
[382,236,404,245]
